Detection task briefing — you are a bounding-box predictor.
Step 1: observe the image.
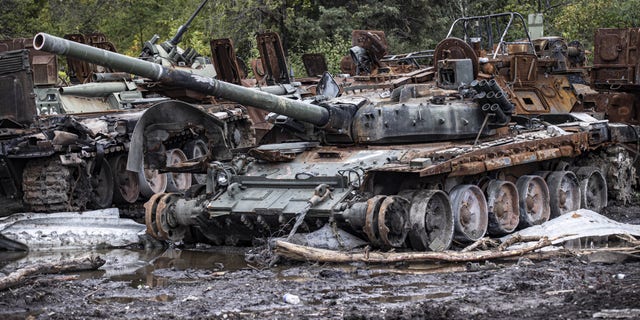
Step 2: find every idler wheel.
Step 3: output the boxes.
[165,148,192,192]
[183,139,208,184]
[403,190,454,251]
[516,175,550,228]
[109,154,140,204]
[546,171,581,218]
[363,195,386,247]
[144,193,165,238]
[156,193,185,241]
[485,180,519,235]
[450,185,488,242]
[89,158,114,209]
[377,195,410,248]
[574,167,608,212]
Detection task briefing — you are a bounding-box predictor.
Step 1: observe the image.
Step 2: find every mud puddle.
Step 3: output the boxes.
[0,246,249,288]
[2,203,640,319]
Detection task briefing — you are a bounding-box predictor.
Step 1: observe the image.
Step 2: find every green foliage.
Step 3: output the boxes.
[2,0,638,77]
[553,0,640,47]
[288,34,351,77]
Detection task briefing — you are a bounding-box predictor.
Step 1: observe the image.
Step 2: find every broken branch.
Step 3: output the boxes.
[274,237,552,263]
[0,255,105,291]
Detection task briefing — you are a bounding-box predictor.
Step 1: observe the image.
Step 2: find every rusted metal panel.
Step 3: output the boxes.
[210,38,243,85]
[64,33,118,84]
[256,32,290,85]
[301,53,328,77]
[535,148,562,161]
[448,161,486,177]
[592,28,640,91]
[484,156,513,171]
[0,50,37,125]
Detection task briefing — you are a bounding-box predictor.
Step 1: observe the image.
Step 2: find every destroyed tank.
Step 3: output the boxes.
[34,12,639,251]
[0,0,257,213]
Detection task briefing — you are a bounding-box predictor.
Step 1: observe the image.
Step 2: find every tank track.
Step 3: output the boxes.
[22,158,90,212]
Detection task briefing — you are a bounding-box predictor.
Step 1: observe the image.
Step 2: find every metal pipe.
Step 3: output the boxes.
[34,32,330,126]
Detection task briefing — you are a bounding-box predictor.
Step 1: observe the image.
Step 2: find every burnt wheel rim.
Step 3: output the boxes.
[109,154,139,204]
[183,139,208,185]
[89,159,114,209]
[165,148,192,192]
[377,196,409,248]
[486,179,519,235]
[139,163,168,198]
[450,185,488,242]
[406,190,454,251]
[144,193,165,238]
[576,167,608,212]
[547,171,581,218]
[516,175,550,228]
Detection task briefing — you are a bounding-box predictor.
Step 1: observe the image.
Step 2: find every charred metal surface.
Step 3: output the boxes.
[64,33,118,84]
[210,38,243,85]
[301,53,328,77]
[256,32,290,85]
[592,28,640,91]
[0,50,36,126]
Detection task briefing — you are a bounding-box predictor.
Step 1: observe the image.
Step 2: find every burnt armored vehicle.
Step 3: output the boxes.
[0,0,258,213]
[34,12,639,251]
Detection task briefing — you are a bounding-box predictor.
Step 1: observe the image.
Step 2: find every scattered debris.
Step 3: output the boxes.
[284,224,368,250]
[593,309,640,319]
[501,209,640,249]
[283,293,301,305]
[0,208,145,251]
[275,210,640,264]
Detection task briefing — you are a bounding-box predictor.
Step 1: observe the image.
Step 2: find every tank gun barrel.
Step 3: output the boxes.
[33,32,330,126]
[59,82,128,97]
[170,0,208,46]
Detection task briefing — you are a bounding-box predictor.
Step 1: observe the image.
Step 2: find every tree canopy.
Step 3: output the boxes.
[1,0,638,74]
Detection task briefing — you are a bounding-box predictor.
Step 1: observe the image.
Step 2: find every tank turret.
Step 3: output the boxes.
[34,32,505,146]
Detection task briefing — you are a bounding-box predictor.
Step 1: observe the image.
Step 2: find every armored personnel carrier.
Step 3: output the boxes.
[34,12,639,251]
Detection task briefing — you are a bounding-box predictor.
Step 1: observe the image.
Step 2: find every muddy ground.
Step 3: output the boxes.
[1,204,639,320]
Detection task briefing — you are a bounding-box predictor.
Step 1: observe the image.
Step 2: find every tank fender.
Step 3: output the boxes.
[126,100,230,173]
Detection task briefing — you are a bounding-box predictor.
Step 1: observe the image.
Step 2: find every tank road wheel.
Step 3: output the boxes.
[403,190,454,251]
[546,171,581,218]
[450,185,488,242]
[138,163,168,198]
[183,139,208,185]
[363,195,386,247]
[516,175,550,228]
[165,149,192,192]
[109,154,140,204]
[485,180,519,235]
[89,159,114,209]
[377,196,410,248]
[574,167,608,212]
[144,193,165,238]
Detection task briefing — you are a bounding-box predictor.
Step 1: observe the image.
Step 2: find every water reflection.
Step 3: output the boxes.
[0,247,248,288]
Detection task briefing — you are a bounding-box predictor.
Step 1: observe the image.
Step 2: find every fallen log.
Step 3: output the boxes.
[275,237,552,263]
[0,255,105,291]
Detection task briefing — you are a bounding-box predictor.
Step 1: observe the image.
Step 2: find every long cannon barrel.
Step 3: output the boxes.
[33,32,330,126]
[170,0,209,46]
[59,82,128,97]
